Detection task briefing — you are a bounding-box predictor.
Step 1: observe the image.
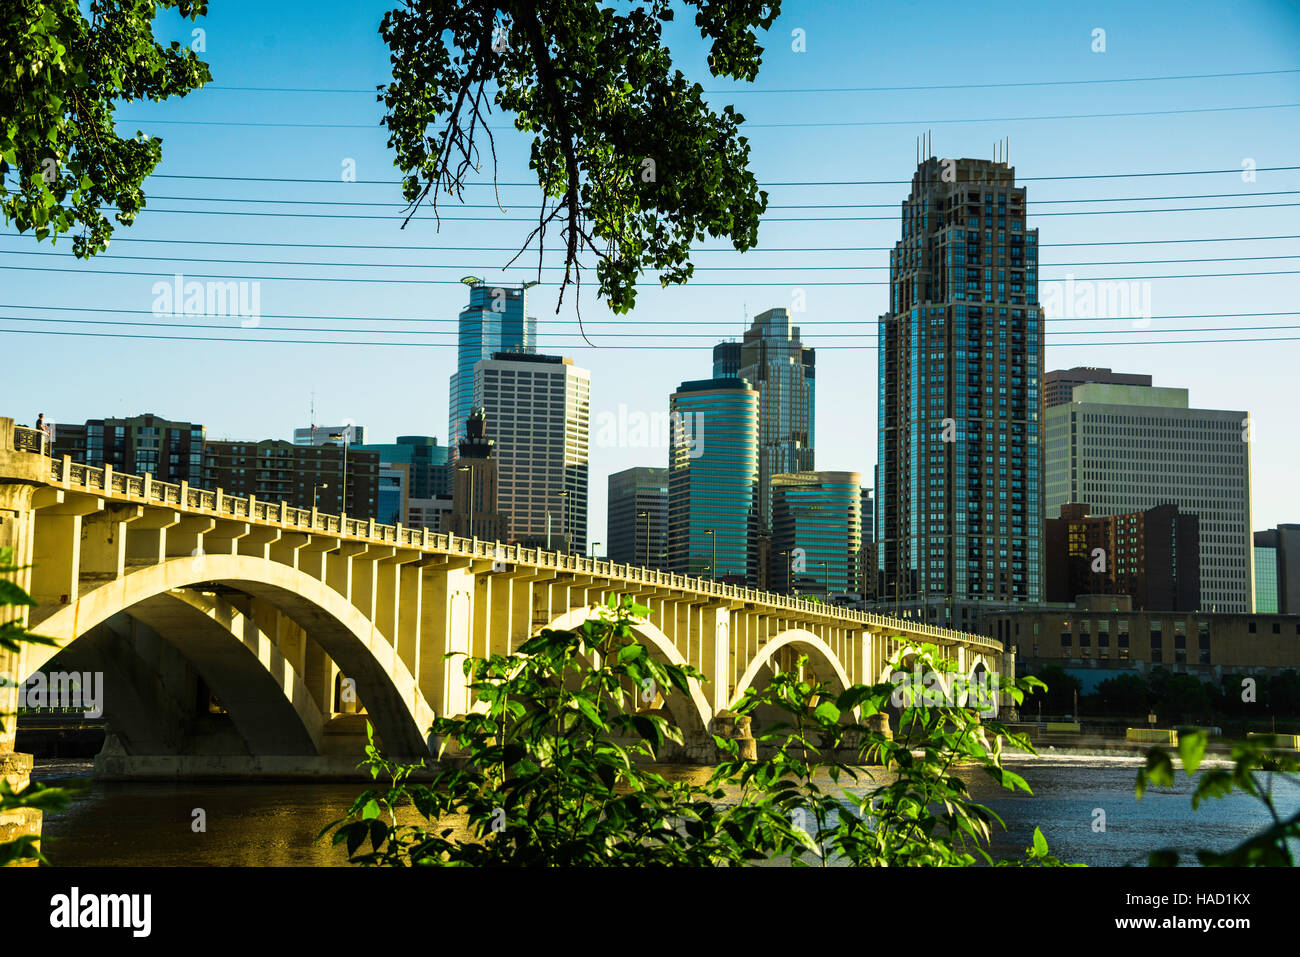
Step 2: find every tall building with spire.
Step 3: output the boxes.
[876,154,1044,630]
[736,307,816,531]
[449,280,536,458]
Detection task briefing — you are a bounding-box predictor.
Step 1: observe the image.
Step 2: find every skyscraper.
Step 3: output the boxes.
[712,340,741,378]
[769,471,861,598]
[449,280,537,457]
[667,377,759,582]
[876,155,1045,627]
[1044,382,1252,612]
[607,467,668,569]
[472,352,590,551]
[738,307,816,534]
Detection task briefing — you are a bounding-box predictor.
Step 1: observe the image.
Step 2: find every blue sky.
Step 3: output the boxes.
[2,0,1299,546]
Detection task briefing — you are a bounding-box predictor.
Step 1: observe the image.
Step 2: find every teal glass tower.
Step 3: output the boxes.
[667,378,759,583]
[449,281,536,458]
[770,471,862,598]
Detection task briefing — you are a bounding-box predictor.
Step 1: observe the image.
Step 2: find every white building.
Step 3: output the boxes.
[472,352,590,552]
[1044,382,1252,612]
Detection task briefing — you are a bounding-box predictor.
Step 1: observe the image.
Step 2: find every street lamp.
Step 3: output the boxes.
[704,528,716,581]
[590,541,602,559]
[637,510,649,567]
[313,482,328,510]
[558,490,570,554]
[813,560,829,600]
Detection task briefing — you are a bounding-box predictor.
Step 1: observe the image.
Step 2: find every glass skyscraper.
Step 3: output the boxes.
[449,281,536,457]
[770,471,861,598]
[738,307,816,533]
[876,156,1044,625]
[667,378,759,582]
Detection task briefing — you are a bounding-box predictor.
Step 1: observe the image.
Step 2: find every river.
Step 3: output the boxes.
[30,752,1300,866]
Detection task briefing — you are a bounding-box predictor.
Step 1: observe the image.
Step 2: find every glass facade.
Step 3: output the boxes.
[770,472,861,597]
[607,467,668,569]
[1255,544,1279,613]
[667,378,759,582]
[449,282,536,457]
[877,157,1044,610]
[737,308,816,532]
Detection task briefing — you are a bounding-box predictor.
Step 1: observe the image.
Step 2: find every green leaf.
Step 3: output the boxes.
[1178,730,1208,775]
[1032,827,1048,857]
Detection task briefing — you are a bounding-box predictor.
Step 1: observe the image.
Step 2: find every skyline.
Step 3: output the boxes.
[2,0,1299,549]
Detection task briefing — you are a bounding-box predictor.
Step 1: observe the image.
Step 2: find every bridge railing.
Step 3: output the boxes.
[14,432,1001,652]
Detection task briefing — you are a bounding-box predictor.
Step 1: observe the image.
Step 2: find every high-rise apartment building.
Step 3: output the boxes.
[738,307,816,533]
[472,353,589,551]
[203,439,379,517]
[769,471,861,597]
[1045,503,1201,611]
[876,156,1045,626]
[607,467,668,569]
[1044,382,1252,612]
[1043,367,1152,409]
[1253,526,1300,614]
[54,414,205,486]
[449,281,536,458]
[667,378,759,582]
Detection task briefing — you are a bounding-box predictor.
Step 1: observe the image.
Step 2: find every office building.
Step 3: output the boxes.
[988,595,1300,685]
[353,435,451,501]
[294,424,365,446]
[203,439,379,517]
[1043,367,1152,409]
[53,414,205,486]
[769,471,861,597]
[1045,503,1200,611]
[1254,526,1300,614]
[712,340,741,378]
[472,353,589,551]
[667,377,759,582]
[737,307,816,536]
[450,280,537,458]
[607,467,668,569]
[876,155,1045,626]
[376,463,410,526]
[408,495,453,532]
[448,409,506,540]
[1044,382,1252,612]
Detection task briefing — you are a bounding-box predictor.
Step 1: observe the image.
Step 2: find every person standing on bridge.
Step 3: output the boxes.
[35,413,51,453]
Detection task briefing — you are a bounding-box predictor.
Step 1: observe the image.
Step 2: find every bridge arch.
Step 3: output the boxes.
[24,553,436,759]
[730,629,853,711]
[541,607,714,749]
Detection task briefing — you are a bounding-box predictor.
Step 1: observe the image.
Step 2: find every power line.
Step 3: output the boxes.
[5,248,1299,271]
[113,100,1300,130]
[199,67,1300,96]
[74,199,1300,222]
[4,233,1295,253]
[142,165,1300,187]
[5,263,1298,285]
[1,325,1295,348]
[131,189,1300,210]
[5,303,1295,326]
[1,313,1295,338]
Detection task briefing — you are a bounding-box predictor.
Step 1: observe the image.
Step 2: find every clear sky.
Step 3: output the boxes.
[3,0,1299,548]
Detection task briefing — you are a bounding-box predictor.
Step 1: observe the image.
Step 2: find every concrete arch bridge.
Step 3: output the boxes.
[0,418,1007,781]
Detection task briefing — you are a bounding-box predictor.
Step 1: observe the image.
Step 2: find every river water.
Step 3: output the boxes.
[31,752,1300,867]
